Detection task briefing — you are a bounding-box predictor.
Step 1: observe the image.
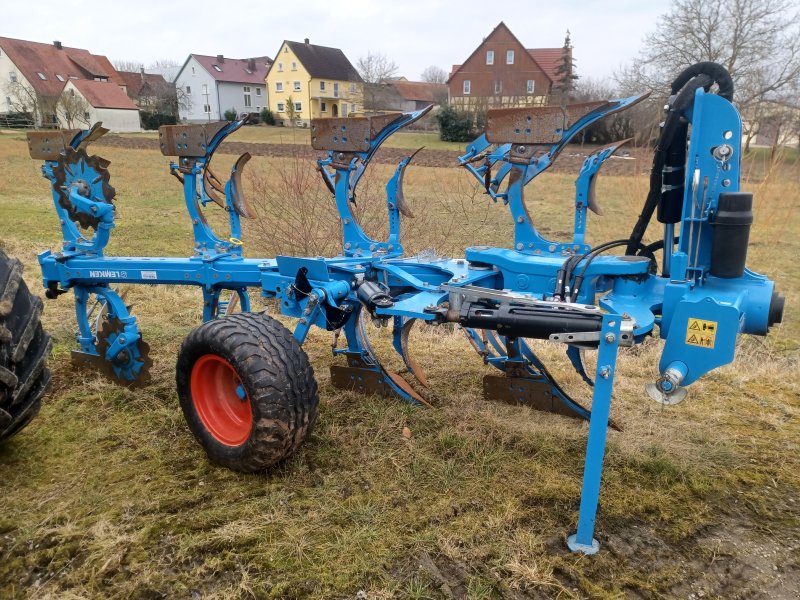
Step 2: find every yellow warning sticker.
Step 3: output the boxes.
[685,318,717,349]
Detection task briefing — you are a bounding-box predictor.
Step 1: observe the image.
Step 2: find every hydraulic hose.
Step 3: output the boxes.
[624,62,735,256]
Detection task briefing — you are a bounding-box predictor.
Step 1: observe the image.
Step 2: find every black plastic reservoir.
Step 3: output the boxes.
[710,192,753,278]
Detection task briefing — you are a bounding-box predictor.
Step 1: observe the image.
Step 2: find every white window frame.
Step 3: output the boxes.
[294,101,302,112]
[463,79,471,94]
[350,104,357,114]
[349,83,357,93]
[527,79,534,94]
[278,63,283,72]
[277,102,285,112]
[321,101,327,112]
[486,50,494,65]
[320,81,326,91]
[293,81,301,91]
[342,103,348,114]
[275,82,283,92]
[56,74,64,82]
[37,72,46,80]
[506,50,514,64]
[213,65,222,72]
[204,104,211,114]
[494,80,502,94]
[291,62,297,71]
[202,83,208,95]
[256,88,262,96]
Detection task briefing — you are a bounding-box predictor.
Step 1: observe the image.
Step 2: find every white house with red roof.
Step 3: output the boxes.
[0,36,140,131]
[174,54,272,123]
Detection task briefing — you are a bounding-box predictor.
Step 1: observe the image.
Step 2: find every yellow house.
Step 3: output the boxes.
[265,38,363,126]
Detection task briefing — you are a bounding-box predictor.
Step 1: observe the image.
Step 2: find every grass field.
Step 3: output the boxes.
[0,129,798,599]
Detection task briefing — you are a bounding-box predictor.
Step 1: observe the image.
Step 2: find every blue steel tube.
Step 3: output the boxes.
[567,314,622,554]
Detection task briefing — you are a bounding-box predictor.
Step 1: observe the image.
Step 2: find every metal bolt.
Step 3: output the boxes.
[549,244,556,252]
[599,366,610,379]
[517,145,527,153]
[517,216,524,223]
[344,218,351,224]
[344,243,351,249]
[604,333,616,343]
[516,243,524,250]
[299,318,307,325]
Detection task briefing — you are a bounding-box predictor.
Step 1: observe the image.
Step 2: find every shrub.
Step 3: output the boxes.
[223,108,238,122]
[260,107,276,126]
[435,105,480,142]
[139,111,177,130]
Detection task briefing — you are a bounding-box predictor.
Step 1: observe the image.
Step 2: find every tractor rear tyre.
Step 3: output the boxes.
[0,249,52,442]
[176,312,319,472]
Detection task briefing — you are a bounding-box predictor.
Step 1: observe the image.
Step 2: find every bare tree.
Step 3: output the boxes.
[147,58,180,69]
[357,51,399,111]
[3,80,59,127]
[56,89,92,128]
[420,65,448,84]
[112,59,144,72]
[616,0,800,148]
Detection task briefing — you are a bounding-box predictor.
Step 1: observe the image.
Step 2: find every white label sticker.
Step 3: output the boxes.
[141,270,158,280]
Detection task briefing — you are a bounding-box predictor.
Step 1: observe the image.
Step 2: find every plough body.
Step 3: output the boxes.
[28,63,783,553]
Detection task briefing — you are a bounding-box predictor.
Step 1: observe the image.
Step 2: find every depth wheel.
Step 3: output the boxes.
[176,312,319,472]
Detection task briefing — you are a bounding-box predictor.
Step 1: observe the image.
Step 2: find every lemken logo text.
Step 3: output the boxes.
[89,270,128,279]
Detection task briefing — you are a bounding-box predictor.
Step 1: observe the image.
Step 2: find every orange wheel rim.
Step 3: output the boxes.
[190,354,252,445]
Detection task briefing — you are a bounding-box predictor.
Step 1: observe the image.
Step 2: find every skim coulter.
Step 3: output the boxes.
[28,62,783,553]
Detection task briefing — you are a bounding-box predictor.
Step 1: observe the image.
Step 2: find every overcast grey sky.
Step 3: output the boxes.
[2,0,672,83]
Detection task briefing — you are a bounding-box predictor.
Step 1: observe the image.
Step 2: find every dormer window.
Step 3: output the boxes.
[213,65,222,72]
[56,74,64,82]
[37,72,46,80]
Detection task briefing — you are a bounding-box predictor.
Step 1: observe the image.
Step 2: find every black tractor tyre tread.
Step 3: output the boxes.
[0,248,51,442]
[176,312,319,472]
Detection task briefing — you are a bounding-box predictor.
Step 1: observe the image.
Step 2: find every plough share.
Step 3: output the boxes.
[28,62,784,553]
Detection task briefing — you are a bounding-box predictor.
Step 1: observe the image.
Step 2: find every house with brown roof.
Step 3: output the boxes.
[447,22,570,109]
[0,36,140,131]
[174,54,272,123]
[366,80,448,113]
[265,38,363,126]
[117,69,178,116]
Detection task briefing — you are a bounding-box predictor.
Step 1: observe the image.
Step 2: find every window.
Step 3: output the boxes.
[321,101,327,112]
[204,104,211,113]
[191,67,196,75]
[69,89,75,97]
[333,82,339,97]
[283,46,288,53]
[37,72,46,80]
[9,71,17,83]
[93,76,108,82]
[350,104,357,114]
[293,81,301,91]
[506,50,514,64]
[275,82,283,92]
[494,80,502,94]
[213,65,222,72]
[244,86,251,107]
[291,62,297,71]
[320,81,326,91]
[186,85,191,94]
[256,87,262,96]
[526,79,534,94]
[202,84,208,94]
[56,74,64,82]
[486,50,494,65]
[83,111,90,119]
[463,79,470,94]
[342,103,347,114]
[294,101,302,111]
[349,83,356,93]
[277,102,285,112]
[278,62,283,72]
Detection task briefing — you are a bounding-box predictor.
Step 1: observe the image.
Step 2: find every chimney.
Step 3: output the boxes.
[216,54,224,63]
[304,38,309,44]
[247,58,256,71]
[53,41,62,50]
